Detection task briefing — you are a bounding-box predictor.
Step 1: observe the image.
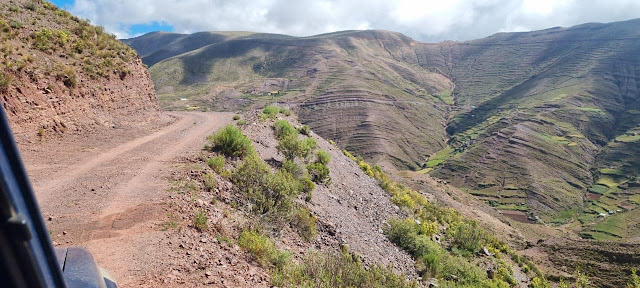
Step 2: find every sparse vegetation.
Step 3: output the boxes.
[239,230,417,287]
[629,269,640,288]
[232,114,241,120]
[0,72,10,91]
[193,210,208,231]
[290,207,317,241]
[203,173,217,191]
[298,125,311,136]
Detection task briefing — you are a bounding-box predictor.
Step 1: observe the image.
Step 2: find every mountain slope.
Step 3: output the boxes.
[125,19,640,235]
[421,19,640,226]
[0,0,158,140]
[127,30,454,170]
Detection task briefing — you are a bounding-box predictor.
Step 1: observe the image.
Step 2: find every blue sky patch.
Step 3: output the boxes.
[48,0,174,38]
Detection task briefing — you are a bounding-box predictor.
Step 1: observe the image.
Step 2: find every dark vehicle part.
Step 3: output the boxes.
[0,105,116,287]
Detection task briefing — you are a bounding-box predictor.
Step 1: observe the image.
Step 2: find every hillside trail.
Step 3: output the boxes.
[19,111,233,287]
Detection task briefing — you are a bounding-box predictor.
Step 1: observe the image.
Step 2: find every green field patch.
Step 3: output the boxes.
[596,175,626,189]
[599,168,625,176]
[567,142,578,146]
[580,231,621,241]
[578,107,604,113]
[588,215,626,239]
[630,195,640,204]
[425,146,454,168]
[588,184,609,194]
[615,133,640,143]
[548,208,578,224]
[435,89,454,105]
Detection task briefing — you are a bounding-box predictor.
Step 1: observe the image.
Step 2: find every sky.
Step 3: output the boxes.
[49,0,640,41]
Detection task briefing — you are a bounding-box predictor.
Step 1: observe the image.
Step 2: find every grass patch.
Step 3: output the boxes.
[193,210,208,231]
[616,133,640,143]
[588,184,609,194]
[239,231,418,288]
[425,147,454,168]
[207,155,225,173]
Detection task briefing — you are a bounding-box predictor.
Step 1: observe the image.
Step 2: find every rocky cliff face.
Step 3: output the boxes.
[0,0,158,140]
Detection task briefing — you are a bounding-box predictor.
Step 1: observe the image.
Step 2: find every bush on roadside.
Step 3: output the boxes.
[203,173,217,191]
[232,114,241,120]
[271,246,418,288]
[239,230,291,268]
[207,155,225,173]
[233,155,299,221]
[208,125,253,158]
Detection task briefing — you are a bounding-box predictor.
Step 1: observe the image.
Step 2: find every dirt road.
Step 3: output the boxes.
[19,111,232,286]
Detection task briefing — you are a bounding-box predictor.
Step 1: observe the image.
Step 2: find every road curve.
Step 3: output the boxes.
[22,111,233,286]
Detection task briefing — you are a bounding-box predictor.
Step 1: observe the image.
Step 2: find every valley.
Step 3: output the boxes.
[1,0,640,287]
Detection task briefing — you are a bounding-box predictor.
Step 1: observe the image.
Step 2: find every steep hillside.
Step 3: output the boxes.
[127,19,640,238]
[0,0,158,140]
[421,19,640,228]
[154,108,545,287]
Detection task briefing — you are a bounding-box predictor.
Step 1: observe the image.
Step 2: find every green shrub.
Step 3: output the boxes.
[628,269,639,288]
[0,72,10,91]
[298,125,311,136]
[273,119,297,139]
[238,230,291,269]
[232,114,241,120]
[281,160,303,178]
[8,5,19,12]
[193,210,208,231]
[301,176,315,201]
[291,207,317,241]
[272,247,418,288]
[24,2,37,11]
[307,162,330,184]
[447,222,485,254]
[237,120,247,126]
[262,105,281,119]
[233,155,299,219]
[316,150,331,165]
[208,125,253,158]
[54,64,76,88]
[203,173,217,191]
[277,134,316,160]
[207,155,225,173]
[33,28,52,51]
[385,218,420,252]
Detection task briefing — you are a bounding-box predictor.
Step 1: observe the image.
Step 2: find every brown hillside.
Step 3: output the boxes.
[0,0,158,140]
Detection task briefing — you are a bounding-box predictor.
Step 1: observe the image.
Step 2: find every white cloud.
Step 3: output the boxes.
[67,0,640,41]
